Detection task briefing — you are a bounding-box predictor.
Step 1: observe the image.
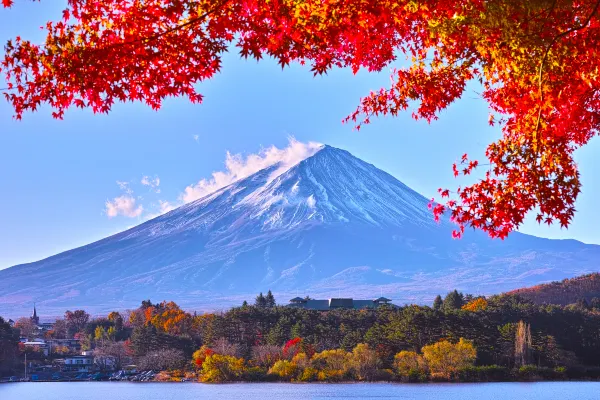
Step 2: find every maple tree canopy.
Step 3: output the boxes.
[2,0,599,240]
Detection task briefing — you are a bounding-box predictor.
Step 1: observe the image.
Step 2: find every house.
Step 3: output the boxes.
[47,339,81,354]
[287,296,395,310]
[63,355,94,372]
[23,340,50,356]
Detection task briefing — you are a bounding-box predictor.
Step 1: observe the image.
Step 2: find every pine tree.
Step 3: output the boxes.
[442,290,464,312]
[242,300,248,307]
[255,292,267,308]
[265,290,276,308]
[433,295,443,311]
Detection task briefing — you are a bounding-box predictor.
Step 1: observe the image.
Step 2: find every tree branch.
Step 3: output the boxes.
[534,0,600,140]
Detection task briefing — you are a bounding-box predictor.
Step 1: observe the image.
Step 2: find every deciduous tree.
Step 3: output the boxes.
[421,338,477,379]
[3,0,600,238]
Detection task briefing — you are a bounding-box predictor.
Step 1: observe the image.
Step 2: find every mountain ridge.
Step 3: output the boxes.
[0,145,598,317]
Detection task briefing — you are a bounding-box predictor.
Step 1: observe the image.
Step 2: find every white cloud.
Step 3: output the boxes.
[116,181,133,195]
[193,134,199,143]
[307,195,316,208]
[105,195,144,218]
[158,200,176,214]
[141,175,161,193]
[180,138,323,203]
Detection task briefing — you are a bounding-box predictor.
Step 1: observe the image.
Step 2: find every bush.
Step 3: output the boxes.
[515,365,560,381]
[317,369,347,382]
[268,360,298,380]
[393,350,427,378]
[422,338,476,379]
[298,367,319,382]
[372,369,395,382]
[200,354,245,383]
[456,365,510,382]
[243,366,269,382]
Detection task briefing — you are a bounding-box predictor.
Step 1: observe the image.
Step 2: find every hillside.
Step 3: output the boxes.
[507,273,600,306]
[0,145,599,317]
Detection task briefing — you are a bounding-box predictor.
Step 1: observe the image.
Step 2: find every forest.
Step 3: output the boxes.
[2,289,600,382]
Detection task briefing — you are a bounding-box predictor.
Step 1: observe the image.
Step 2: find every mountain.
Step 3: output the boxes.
[506,273,600,306]
[0,145,599,317]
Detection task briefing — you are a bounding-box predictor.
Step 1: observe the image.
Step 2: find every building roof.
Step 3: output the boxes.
[290,297,305,302]
[374,297,392,302]
[329,298,354,308]
[287,297,396,311]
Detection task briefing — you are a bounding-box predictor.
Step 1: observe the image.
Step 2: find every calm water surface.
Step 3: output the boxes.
[1,382,599,400]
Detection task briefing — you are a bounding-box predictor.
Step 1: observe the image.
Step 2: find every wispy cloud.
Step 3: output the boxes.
[105,195,143,218]
[105,139,322,221]
[180,138,323,203]
[193,134,200,143]
[116,181,133,195]
[141,175,161,193]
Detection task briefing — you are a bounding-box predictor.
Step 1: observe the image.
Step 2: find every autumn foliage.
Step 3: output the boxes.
[2,1,600,238]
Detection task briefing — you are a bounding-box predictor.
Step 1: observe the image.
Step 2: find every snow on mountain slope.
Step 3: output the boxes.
[0,145,599,316]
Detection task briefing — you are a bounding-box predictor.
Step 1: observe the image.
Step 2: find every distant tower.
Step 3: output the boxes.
[30,303,39,325]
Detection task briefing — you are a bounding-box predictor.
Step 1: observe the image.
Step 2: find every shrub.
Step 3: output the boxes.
[298,367,319,382]
[317,369,346,382]
[243,366,269,382]
[515,365,559,381]
[372,369,395,382]
[422,338,476,379]
[200,354,245,383]
[311,349,352,372]
[393,350,428,379]
[350,343,381,381]
[268,360,298,380]
[456,365,510,382]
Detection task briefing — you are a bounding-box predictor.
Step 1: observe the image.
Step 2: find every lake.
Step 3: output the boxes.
[1,382,600,400]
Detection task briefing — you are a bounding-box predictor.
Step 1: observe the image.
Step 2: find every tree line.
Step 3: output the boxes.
[2,290,600,381]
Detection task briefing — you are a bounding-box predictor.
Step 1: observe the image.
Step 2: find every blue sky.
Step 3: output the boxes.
[1,2,599,270]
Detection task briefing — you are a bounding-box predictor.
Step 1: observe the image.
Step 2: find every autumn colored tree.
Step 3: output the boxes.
[192,345,215,369]
[462,297,489,312]
[514,320,532,367]
[2,0,600,238]
[268,359,298,380]
[422,338,477,379]
[200,353,246,382]
[64,309,90,336]
[393,350,428,378]
[14,317,36,339]
[350,343,380,381]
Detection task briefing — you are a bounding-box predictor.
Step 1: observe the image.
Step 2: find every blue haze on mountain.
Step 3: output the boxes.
[0,145,598,316]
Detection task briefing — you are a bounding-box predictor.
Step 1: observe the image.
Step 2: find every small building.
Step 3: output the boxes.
[288,296,394,311]
[63,355,94,372]
[23,340,50,356]
[47,339,81,354]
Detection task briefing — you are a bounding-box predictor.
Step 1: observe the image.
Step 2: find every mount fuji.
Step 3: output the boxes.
[1,145,599,316]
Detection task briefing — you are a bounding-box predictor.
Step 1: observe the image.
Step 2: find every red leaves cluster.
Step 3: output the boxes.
[282,337,302,359]
[2,0,599,238]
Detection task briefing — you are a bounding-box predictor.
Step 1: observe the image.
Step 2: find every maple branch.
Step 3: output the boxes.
[534,0,600,137]
[88,0,231,51]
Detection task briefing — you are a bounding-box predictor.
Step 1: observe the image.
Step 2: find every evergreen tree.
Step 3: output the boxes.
[590,297,600,310]
[265,290,276,308]
[433,295,443,311]
[575,298,589,310]
[242,300,248,307]
[255,292,267,308]
[443,290,464,311]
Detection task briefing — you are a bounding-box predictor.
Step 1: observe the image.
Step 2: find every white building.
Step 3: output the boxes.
[63,355,94,372]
